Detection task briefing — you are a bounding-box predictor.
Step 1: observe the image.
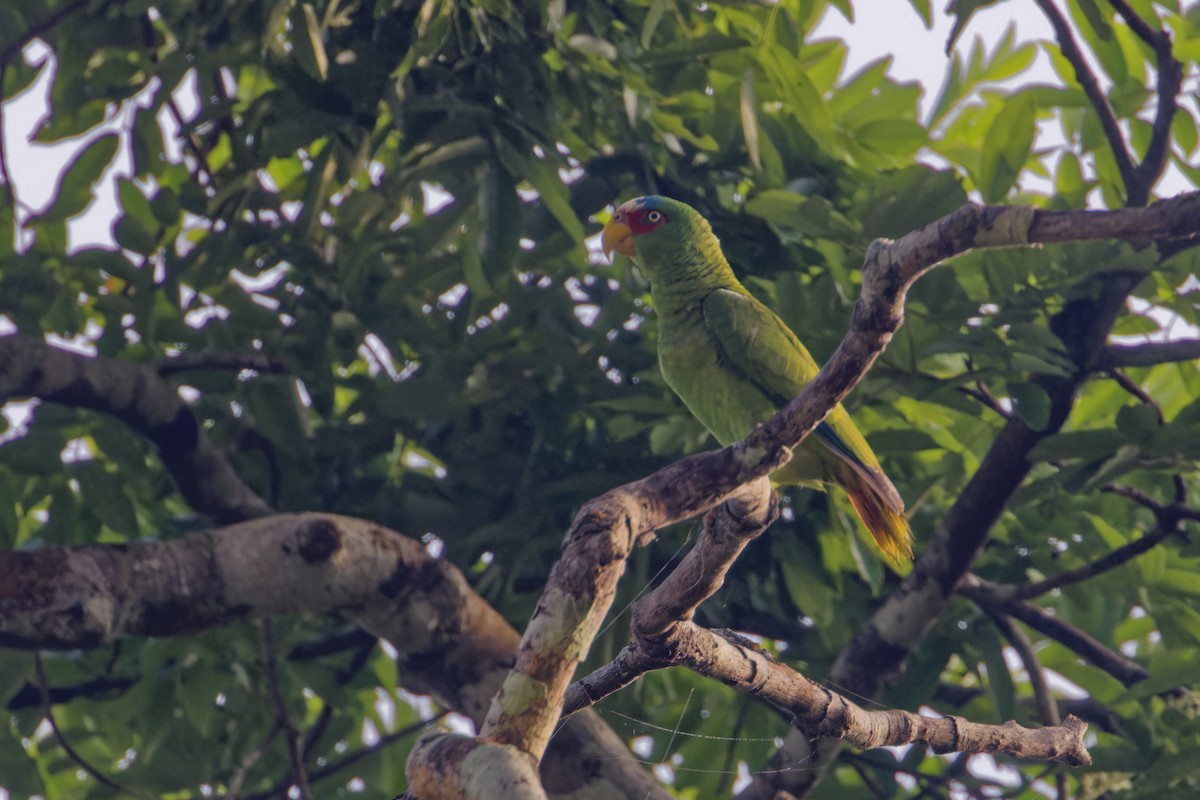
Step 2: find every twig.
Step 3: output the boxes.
[7,674,134,711]
[225,720,282,800]
[986,613,1061,728]
[1106,0,1182,190]
[156,351,290,375]
[990,616,1075,800]
[33,655,153,799]
[259,620,312,800]
[137,11,217,186]
[1107,367,1164,421]
[961,575,1150,687]
[241,711,448,800]
[959,381,1012,419]
[1101,483,1200,525]
[1009,523,1175,600]
[1033,0,1142,202]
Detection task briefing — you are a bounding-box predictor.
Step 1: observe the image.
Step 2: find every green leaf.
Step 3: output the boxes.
[745,190,859,241]
[757,45,842,158]
[1030,429,1129,461]
[977,92,1035,201]
[477,165,520,288]
[290,2,329,80]
[75,460,139,536]
[1009,382,1051,430]
[855,165,967,239]
[740,66,761,171]
[113,214,159,254]
[1172,109,1199,156]
[635,34,749,65]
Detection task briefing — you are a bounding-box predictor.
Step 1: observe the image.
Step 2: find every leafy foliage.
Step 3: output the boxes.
[2,0,1200,797]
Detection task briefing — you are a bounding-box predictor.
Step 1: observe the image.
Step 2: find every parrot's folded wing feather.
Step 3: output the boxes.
[700,288,818,407]
[701,288,903,513]
[813,421,905,514]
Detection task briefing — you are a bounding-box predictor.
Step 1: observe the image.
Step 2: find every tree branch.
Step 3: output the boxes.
[1034,0,1143,202]
[0,333,272,523]
[1106,0,1183,191]
[1098,339,1200,369]
[960,575,1150,687]
[1009,523,1176,601]
[260,619,312,800]
[0,513,670,800]
[155,350,291,376]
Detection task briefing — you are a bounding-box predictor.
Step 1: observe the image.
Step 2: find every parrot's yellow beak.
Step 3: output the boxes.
[601,219,635,260]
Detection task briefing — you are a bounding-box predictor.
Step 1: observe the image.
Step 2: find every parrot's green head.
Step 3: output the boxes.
[600,195,720,285]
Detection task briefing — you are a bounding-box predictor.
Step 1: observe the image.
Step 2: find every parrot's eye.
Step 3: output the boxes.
[646,210,664,223]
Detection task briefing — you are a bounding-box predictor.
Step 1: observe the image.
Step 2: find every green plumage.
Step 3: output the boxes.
[606,195,912,564]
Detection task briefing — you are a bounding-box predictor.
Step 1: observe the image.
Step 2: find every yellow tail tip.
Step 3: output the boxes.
[844,478,914,567]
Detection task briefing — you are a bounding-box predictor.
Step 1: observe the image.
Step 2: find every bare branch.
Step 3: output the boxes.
[1033,0,1142,201]
[0,513,669,800]
[34,655,154,799]
[1106,0,1183,190]
[1108,367,1165,421]
[1099,339,1200,369]
[960,575,1150,687]
[260,620,312,800]
[1010,524,1176,600]
[562,645,667,719]
[156,351,291,376]
[672,626,1090,766]
[226,721,282,800]
[987,613,1061,727]
[0,334,272,523]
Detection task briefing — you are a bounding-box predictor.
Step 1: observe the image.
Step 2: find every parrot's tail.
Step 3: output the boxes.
[839,467,913,566]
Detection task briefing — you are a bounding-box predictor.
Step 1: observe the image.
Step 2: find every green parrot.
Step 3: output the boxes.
[601,195,912,565]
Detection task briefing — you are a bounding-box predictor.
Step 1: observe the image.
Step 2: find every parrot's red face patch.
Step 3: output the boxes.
[615,201,670,236]
[602,198,672,259]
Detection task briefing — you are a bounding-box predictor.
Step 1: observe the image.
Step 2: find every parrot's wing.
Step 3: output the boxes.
[701,288,902,512]
[700,287,818,406]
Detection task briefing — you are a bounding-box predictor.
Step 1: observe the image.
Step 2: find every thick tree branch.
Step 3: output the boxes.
[0,513,669,800]
[0,334,272,523]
